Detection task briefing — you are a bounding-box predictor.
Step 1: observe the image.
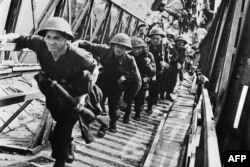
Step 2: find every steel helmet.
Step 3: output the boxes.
[166,29,175,39]
[149,28,165,37]
[38,17,74,41]
[175,35,187,44]
[131,36,146,48]
[109,33,132,49]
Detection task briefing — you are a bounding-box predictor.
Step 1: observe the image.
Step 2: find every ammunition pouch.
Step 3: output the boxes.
[34,72,53,97]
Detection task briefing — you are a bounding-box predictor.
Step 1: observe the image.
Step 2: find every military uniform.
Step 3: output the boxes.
[123,49,156,121]
[14,34,97,163]
[76,38,141,132]
[148,41,171,105]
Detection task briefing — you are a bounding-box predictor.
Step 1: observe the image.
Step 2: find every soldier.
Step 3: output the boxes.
[73,33,141,134]
[0,17,102,167]
[136,23,149,41]
[175,35,188,81]
[159,30,178,100]
[147,28,171,112]
[163,35,187,101]
[122,37,156,123]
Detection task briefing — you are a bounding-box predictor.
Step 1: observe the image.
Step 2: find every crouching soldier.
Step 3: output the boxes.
[0,17,106,167]
[73,33,141,135]
[122,37,156,123]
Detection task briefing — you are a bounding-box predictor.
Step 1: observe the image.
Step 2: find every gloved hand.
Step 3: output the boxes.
[118,75,126,84]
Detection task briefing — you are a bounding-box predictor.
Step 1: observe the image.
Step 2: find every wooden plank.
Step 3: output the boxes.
[41,112,53,145]
[29,107,49,149]
[143,112,168,167]
[0,91,43,107]
[202,88,222,167]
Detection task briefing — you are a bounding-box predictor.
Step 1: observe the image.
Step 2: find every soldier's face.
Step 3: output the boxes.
[132,47,144,56]
[176,41,185,48]
[138,27,148,36]
[114,44,127,57]
[167,35,174,42]
[44,30,67,52]
[151,35,162,46]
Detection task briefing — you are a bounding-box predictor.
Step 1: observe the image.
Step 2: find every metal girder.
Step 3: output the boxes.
[213,0,245,124]
[89,5,110,42]
[5,0,23,33]
[100,3,112,44]
[204,0,229,78]
[80,0,94,40]
[72,0,91,33]
[54,0,67,17]
[124,15,133,35]
[216,0,250,151]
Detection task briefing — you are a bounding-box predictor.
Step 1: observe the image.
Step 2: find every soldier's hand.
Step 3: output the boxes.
[0,33,20,43]
[143,77,150,83]
[118,75,126,84]
[160,61,169,69]
[144,57,151,65]
[74,103,85,113]
[72,40,82,47]
[177,63,182,69]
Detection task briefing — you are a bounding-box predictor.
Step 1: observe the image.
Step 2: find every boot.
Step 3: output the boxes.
[53,160,65,167]
[66,141,76,164]
[166,94,174,102]
[108,121,117,133]
[146,105,153,115]
[133,113,140,121]
[97,125,108,138]
[123,113,130,124]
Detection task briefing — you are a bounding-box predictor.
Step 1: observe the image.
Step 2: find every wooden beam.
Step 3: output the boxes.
[202,87,221,167]
[0,91,43,107]
[29,107,50,148]
[0,100,32,133]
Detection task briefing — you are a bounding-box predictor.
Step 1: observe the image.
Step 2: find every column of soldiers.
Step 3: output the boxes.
[0,18,195,167]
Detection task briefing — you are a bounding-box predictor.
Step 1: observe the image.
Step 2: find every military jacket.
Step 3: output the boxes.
[78,41,142,103]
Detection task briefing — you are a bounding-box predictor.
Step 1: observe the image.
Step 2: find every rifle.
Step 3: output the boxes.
[48,79,109,141]
[35,72,109,143]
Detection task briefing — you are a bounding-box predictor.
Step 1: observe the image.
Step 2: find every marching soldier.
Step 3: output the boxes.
[122,37,156,123]
[147,28,173,112]
[164,35,187,100]
[136,23,149,43]
[0,17,103,167]
[73,33,141,135]
[175,35,188,81]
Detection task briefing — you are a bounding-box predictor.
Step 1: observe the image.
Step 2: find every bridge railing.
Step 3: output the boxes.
[186,82,221,167]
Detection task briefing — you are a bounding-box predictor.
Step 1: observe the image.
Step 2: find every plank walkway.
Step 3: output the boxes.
[0,73,196,167]
[145,76,195,167]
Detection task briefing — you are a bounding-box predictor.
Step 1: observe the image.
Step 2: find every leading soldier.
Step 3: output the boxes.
[73,33,141,135]
[0,17,102,167]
